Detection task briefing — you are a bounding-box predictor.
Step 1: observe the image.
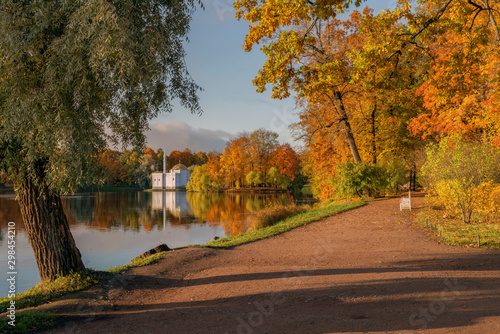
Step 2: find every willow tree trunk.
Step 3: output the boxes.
[16,178,85,282]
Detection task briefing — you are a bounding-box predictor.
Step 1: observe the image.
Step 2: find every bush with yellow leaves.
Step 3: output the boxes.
[475,182,500,223]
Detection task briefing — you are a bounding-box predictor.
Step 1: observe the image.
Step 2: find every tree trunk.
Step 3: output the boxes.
[371,103,377,164]
[410,162,417,191]
[16,178,85,282]
[333,91,362,163]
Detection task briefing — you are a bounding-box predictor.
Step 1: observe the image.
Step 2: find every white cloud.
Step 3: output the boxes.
[145,121,231,153]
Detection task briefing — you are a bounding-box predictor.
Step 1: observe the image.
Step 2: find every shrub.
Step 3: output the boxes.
[421,137,500,223]
[334,162,388,198]
[248,204,309,231]
[475,182,500,223]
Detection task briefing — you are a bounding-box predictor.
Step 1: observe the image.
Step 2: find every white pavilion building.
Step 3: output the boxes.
[152,154,191,190]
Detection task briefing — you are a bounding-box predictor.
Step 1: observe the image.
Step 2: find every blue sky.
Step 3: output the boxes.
[145,0,397,153]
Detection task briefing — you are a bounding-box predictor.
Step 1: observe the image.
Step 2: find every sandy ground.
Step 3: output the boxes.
[35,197,500,334]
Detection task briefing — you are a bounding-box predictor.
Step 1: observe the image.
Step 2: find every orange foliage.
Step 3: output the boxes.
[167,149,195,169]
[203,130,297,189]
[274,144,298,181]
[99,150,127,186]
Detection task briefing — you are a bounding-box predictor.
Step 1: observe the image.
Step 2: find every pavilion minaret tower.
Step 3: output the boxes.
[163,152,167,174]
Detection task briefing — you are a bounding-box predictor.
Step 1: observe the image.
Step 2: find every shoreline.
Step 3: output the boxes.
[9,197,500,334]
[0,201,363,309]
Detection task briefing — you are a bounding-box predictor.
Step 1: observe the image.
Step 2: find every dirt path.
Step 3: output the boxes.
[37,197,500,334]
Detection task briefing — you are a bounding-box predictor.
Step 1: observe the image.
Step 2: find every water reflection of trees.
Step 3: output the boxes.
[186,192,291,236]
[0,192,293,237]
[0,196,23,233]
[63,192,165,232]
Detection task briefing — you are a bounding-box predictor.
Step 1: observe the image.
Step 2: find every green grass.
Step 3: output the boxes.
[207,200,366,249]
[0,252,169,313]
[0,311,57,334]
[0,270,101,313]
[106,251,167,274]
[418,208,500,248]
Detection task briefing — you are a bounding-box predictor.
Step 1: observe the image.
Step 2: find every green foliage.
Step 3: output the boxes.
[379,156,408,194]
[254,172,265,186]
[421,137,500,223]
[266,167,291,189]
[289,172,309,196]
[187,165,215,192]
[246,171,265,187]
[0,0,202,193]
[134,154,157,189]
[335,162,388,198]
[246,171,256,186]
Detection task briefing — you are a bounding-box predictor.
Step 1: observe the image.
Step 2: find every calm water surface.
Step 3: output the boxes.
[0,191,294,295]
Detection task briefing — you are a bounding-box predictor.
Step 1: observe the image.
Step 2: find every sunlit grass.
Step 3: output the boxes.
[207,200,366,249]
[0,251,169,313]
[0,270,101,313]
[106,251,168,274]
[418,207,500,248]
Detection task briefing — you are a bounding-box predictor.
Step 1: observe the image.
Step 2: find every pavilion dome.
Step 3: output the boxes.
[171,164,189,171]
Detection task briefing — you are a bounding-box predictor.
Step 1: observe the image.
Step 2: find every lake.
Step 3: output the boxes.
[0,191,298,295]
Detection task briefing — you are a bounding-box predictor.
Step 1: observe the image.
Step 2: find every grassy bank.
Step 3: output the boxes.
[418,208,500,249]
[207,200,366,249]
[0,252,168,314]
[247,204,310,231]
[0,312,57,334]
[0,270,101,314]
[0,252,169,333]
[0,270,101,333]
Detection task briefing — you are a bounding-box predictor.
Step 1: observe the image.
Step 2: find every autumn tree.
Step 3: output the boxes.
[220,137,252,187]
[352,1,500,144]
[99,150,127,186]
[168,148,195,169]
[404,1,500,143]
[205,154,224,189]
[121,150,141,185]
[248,129,280,174]
[0,0,201,281]
[235,1,371,162]
[274,143,298,181]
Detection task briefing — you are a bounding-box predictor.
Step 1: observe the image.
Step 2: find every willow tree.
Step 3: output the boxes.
[0,0,202,281]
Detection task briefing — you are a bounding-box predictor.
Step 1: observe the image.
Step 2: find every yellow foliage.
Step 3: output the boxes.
[475,182,500,223]
[431,181,500,222]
